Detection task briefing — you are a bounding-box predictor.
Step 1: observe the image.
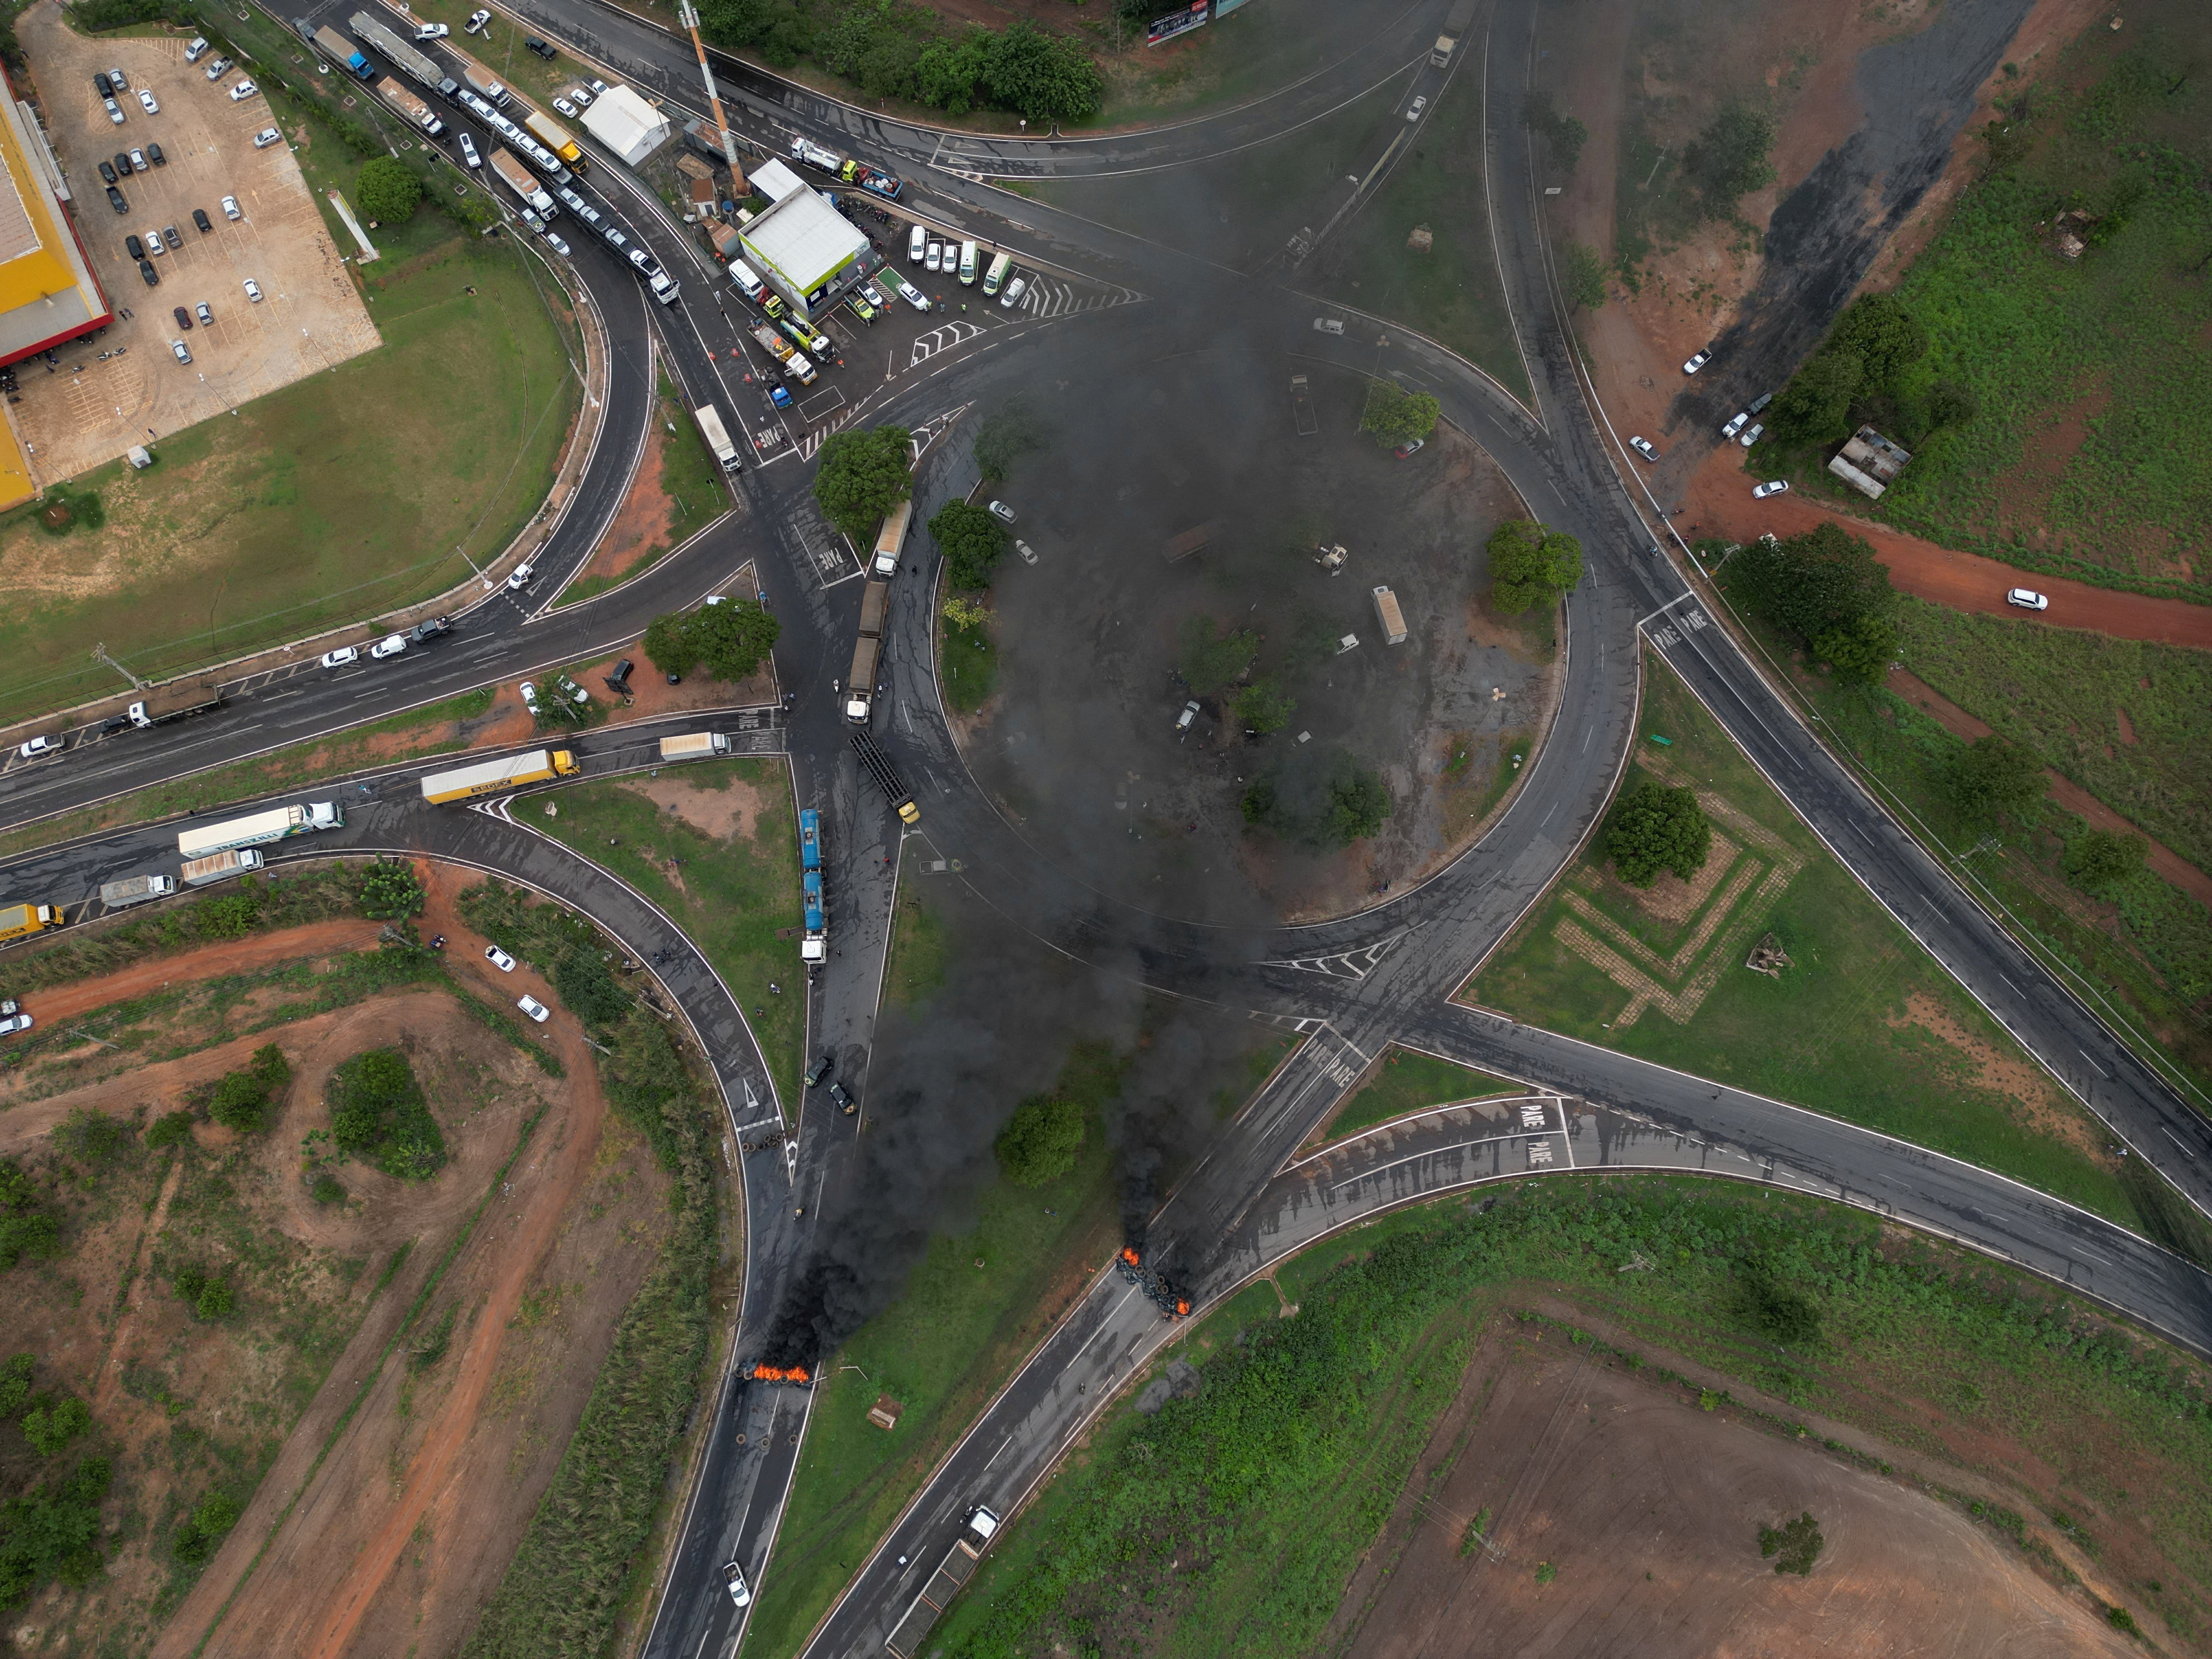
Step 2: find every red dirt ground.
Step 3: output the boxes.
[1325,1316,2137,1659]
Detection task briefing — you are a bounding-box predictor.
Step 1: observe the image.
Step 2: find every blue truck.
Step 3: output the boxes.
[308,24,373,78]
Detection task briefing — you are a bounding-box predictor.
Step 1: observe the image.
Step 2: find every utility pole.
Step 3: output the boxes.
[91,642,146,691]
[675,0,747,185]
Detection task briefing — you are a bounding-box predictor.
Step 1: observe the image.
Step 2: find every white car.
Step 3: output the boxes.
[894,278,930,313]
[170,338,191,363]
[466,8,493,31]
[2006,588,2049,611]
[319,646,360,669]
[545,230,571,256]
[924,240,943,273]
[369,633,407,660]
[1751,479,1790,499]
[1015,539,1037,565]
[1176,700,1200,732]
[17,735,61,760]
[908,223,927,262]
[568,84,594,106]
[554,97,578,117]
[244,277,264,302]
[458,132,481,168]
[228,79,258,102]
[1721,411,1749,440]
[1405,95,1427,122]
[1628,436,1658,462]
[485,945,516,972]
[137,89,159,115]
[519,680,540,713]
[252,128,281,149]
[1683,349,1712,374]
[205,57,233,81]
[222,194,241,221]
[517,994,551,1023]
[1000,275,1027,309]
[988,500,1015,524]
[0,1014,31,1037]
[1738,422,1764,448]
[724,1563,752,1609]
[185,36,210,61]
[507,562,535,590]
[415,21,449,38]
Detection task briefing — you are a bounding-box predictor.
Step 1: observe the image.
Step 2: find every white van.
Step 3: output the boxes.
[957,240,978,285]
[908,223,927,263]
[729,259,765,301]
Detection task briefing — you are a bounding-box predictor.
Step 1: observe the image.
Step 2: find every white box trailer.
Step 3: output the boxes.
[178,802,342,860]
[693,404,742,473]
[1372,585,1408,645]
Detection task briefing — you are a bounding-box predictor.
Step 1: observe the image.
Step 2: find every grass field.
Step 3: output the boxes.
[1320,1047,1523,1143]
[1469,649,2146,1231]
[0,86,578,719]
[1790,3,2212,597]
[932,1176,2212,1656]
[531,760,805,1106]
[1310,75,1530,403]
[556,374,726,608]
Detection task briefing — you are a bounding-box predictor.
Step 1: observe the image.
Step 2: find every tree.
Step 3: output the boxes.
[1487,519,1585,615]
[642,612,692,678]
[354,157,421,225]
[1810,612,1899,685]
[1232,678,1295,735]
[1562,242,1607,311]
[1179,616,1260,696]
[1828,292,1927,388]
[929,499,1008,590]
[1605,782,1712,886]
[1524,92,1588,171]
[1768,348,1863,444]
[941,594,991,630]
[973,397,1048,483]
[688,599,780,681]
[1729,522,1893,644]
[810,425,912,543]
[979,20,1104,125]
[2063,830,2146,896]
[1327,765,1392,844]
[357,858,424,920]
[1758,1513,1825,1576]
[1358,379,1441,448]
[20,1395,89,1455]
[915,28,991,115]
[1243,753,1390,848]
[1926,377,1979,430]
[0,1158,58,1271]
[207,1071,269,1134]
[1683,103,1776,214]
[994,1092,1085,1186]
[1941,735,2047,822]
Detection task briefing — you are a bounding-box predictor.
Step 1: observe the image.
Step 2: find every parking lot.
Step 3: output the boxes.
[14,10,380,482]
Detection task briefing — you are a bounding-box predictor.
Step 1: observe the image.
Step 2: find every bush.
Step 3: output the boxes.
[309,1173,347,1205]
[1179,616,1260,697]
[1810,613,1899,685]
[1244,752,1392,849]
[194,1278,235,1321]
[52,1109,134,1166]
[1561,242,1606,311]
[144,1111,196,1150]
[2062,830,2146,897]
[1940,735,2047,823]
[1488,519,1584,616]
[326,1049,447,1181]
[0,1160,58,1271]
[358,859,425,920]
[930,499,1008,590]
[1232,679,1295,735]
[0,1353,32,1417]
[20,1395,89,1455]
[811,425,912,543]
[994,1093,1086,1186]
[171,1489,242,1568]
[1604,781,1712,887]
[0,1454,110,1604]
[1758,1512,1824,1575]
[206,1073,268,1133]
[1357,380,1440,448]
[354,156,422,224]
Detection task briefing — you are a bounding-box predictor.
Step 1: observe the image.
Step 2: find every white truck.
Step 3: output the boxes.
[692,405,742,473]
[885,1507,1001,1658]
[844,578,889,724]
[489,147,556,217]
[180,848,266,887]
[98,873,176,908]
[658,732,731,761]
[375,76,445,136]
[178,802,342,860]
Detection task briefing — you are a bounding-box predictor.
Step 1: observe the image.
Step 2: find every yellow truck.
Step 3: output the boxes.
[0,902,57,943]
[420,748,579,804]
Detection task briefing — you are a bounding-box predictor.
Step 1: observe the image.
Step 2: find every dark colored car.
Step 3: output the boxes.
[192,207,212,233]
[524,34,555,58]
[93,71,111,96]
[602,657,633,693]
[805,1054,833,1087]
[146,141,165,166]
[173,304,193,330]
[108,185,128,214]
[97,159,117,185]
[162,225,181,249]
[137,258,157,285]
[124,233,143,259]
[114,151,132,179]
[828,1081,855,1115]
[98,714,131,736]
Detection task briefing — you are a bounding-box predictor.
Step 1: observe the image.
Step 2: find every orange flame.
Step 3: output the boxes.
[1175,1299,1191,1317]
[752,1364,812,1383]
[1120,1246,1141,1267]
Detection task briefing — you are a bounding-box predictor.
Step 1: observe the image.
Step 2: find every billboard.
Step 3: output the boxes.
[1146,2,1207,45]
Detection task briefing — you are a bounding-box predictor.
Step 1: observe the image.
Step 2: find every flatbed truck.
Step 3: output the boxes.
[348,11,444,86]
[844,579,889,724]
[98,874,175,909]
[419,748,578,804]
[885,1507,1001,1657]
[850,732,921,825]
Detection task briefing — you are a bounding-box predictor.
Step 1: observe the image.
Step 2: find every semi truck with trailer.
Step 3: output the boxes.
[127,678,223,728]
[523,109,585,170]
[0,903,57,944]
[375,77,445,136]
[180,849,264,887]
[884,1506,1002,1658]
[419,748,578,804]
[658,732,731,761]
[844,579,890,724]
[311,24,373,77]
[348,11,444,85]
[692,404,742,473]
[871,497,912,577]
[489,147,557,217]
[98,874,176,909]
[850,732,921,825]
[177,802,342,860]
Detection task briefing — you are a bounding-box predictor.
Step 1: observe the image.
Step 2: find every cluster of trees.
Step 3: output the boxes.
[1769,291,1976,450]
[1179,616,1259,697]
[642,597,781,685]
[1358,380,1441,449]
[0,1160,57,1272]
[697,1,1103,123]
[356,157,422,226]
[1524,92,1589,172]
[931,500,1008,590]
[1726,522,1900,686]
[1243,750,1392,850]
[995,1092,1087,1187]
[1604,781,1712,887]
[170,1263,237,1322]
[812,424,912,543]
[1486,519,1584,616]
[358,859,425,921]
[1939,734,2047,825]
[328,1049,448,1181]
[0,1352,113,1606]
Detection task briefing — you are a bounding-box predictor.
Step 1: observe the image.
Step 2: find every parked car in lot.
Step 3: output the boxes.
[987,500,1015,524]
[894,278,929,312]
[848,290,876,321]
[170,337,190,362]
[320,645,359,668]
[1015,539,1037,565]
[185,36,209,60]
[173,304,192,330]
[229,78,259,101]
[1721,411,1748,439]
[124,233,143,259]
[252,127,281,148]
[162,224,180,249]
[93,71,111,96]
[1737,421,1764,448]
[104,97,125,125]
[458,132,480,167]
[242,277,263,301]
[2006,588,2049,611]
[137,257,157,283]
[368,633,407,661]
[1751,479,1790,499]
[1628,435,1658,462]
[909,223,926,262]
[146,231,163,256]
[18,735,61,759]
[137,89,159,115]
[1683,348,1712,374]
[113,150,132,177]
[146,141,165,166]
[517,994,550,1023]
[1000,274,1027,309]
[925,239,943,273]
[107,65,127,89]
[221,195,241,220]
[195,301,213,325]
[127,146,146,172]
[98,159,117,184]
[567,84,594,106]
[486,945,516,972]
[553,95,577,116]
[204,56,233,80]
[193,207,212,233]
